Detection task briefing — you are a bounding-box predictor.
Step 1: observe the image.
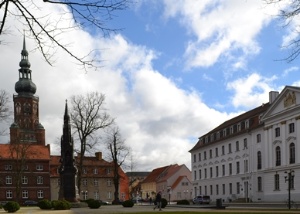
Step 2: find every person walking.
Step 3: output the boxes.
[153,191,162,211]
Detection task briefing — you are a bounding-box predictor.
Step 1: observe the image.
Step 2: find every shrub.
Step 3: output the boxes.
[3,201,20,213]
[87,199,101,209]
[38,199,52,210]
[161,198,168,208]
[177,199,190,205]
[122,200,134,207]
[52,200,71,210]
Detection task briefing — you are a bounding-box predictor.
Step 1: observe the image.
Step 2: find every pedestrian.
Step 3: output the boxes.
[149,197,152,205]
[153,191,162,211]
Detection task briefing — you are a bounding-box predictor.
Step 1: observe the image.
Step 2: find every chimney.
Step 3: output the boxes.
[95,152,102,160]
[269,91,279,104]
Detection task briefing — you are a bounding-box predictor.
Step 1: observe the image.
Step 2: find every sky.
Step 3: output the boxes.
[1,0,300,172]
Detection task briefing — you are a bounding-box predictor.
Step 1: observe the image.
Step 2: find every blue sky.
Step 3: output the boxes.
[1,0,300,171]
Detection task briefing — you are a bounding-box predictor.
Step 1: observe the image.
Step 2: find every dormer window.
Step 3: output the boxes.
[245,120,249,129]
[216,132,220,139]
[230,126,233,134]
[237,123,241,131]
[223,129,226,137]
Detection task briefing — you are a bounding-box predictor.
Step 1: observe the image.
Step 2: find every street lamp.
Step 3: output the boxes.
[284,169,295,209]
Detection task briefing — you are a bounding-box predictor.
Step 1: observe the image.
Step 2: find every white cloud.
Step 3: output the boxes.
[226,73,277,109]
[162,0,281,69]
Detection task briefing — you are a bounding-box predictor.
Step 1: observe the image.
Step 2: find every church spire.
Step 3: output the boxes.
[15,36,36,95]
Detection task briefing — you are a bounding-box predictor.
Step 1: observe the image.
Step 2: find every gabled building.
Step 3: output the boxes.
[190,86,300,202]
[141,164,192,201]
[50,152,129,202]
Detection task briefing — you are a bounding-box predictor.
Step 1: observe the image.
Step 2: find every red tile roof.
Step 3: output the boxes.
[142,165,169,183]
[0,144,50,160]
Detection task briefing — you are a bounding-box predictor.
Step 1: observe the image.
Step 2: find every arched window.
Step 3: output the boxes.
[276,146,281,166]
[257,151,262,170]
[290,143,295,164]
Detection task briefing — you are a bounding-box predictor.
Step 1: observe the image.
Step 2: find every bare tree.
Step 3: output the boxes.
[0,89,11,136]
[104,126,129,203]
[0,0,128,69]
[7,142,31,203]
[266,0,300,62]
[70,91,114,194]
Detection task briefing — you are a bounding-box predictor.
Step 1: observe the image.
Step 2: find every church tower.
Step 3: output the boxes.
[58,101,78,202]
[10,37,45,145]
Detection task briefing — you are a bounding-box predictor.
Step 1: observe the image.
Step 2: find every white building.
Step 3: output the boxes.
[190,86,300,203]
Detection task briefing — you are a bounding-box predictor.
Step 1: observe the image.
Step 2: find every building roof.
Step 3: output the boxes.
[126,171,150,177]
[189,102,270,152]
[156,164,180,183]
[0,144,50,160]
[142,165,169,183]
[171,175,190,189]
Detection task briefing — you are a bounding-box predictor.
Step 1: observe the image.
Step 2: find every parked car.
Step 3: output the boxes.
[192,195,210,204]
[23,200,38,206]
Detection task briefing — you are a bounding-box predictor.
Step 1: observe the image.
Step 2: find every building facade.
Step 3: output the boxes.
[141,164,192,201]
[190,86,300,203]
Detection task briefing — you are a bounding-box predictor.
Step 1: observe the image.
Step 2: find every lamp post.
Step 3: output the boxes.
[167,186,172,205]
[284,169,295,210]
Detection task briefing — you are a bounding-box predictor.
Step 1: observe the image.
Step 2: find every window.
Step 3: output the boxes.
[210,167,213,178]
[257,134,261,143]
[229,183,232,194]
[107,191,112,199]
[222,146,225,155]
[274,174,280,190]
[290,143,295,164]
[257,151,262,170]
[275,127,280,137]
[37,190,44,199]
[22,176,28,184]
[94,191,99,200]
[93,168,98,174]
[215,148,218,157]
[228,143,232,153]
[6,190,12,199]
[22,190,28,198]
[229,163,232,175]
[216,166,219,177]
[194,171,197,180]
[82,179,87,186]
[6,176,12,184]
[107,179,112,186]
[236,141,239,151]
[276,146,281,166]
[222,184,225,195]
[258,177,262,192]
[210,185,213,195]
[209,149,212,159]
[199,169,202,179]
[204,151,207,160]
[193,154,196,162]
[94,179,98,186]
[204,168,207,178]
[222,165,225,176]
[83,168,87,174]
[243,138,247,149]
[5,165,12,170]
[236,182,240,194]
[36,164,43,171]
[236,162,240,174]
[216,184,219,195]
[198,153,201,161]
[289,123,295,133]
[37,176,43,184]
[244,159,248,173]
